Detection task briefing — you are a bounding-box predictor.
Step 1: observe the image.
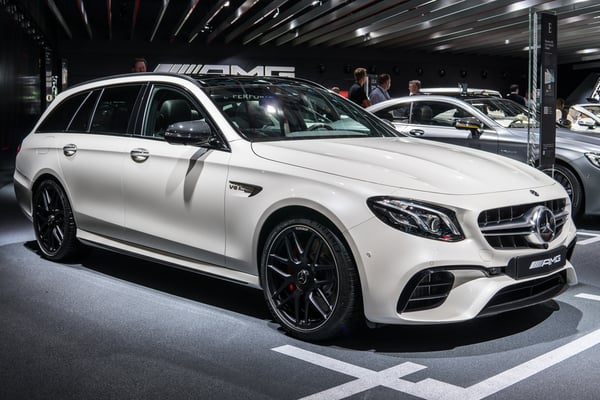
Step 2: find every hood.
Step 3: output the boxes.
[556,128,600,148]
[252,137,554,195]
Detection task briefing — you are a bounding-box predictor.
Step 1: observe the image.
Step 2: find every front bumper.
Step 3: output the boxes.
[347,203,578,325]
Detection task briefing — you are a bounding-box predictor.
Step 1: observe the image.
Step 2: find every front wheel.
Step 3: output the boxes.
[32,179,82,261]
[260,219,362,341]
[541,164,583,218]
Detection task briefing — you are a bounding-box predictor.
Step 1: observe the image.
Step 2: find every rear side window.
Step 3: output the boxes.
[90,85,143,134]
[36,92,89,133]
[67,91,100,132]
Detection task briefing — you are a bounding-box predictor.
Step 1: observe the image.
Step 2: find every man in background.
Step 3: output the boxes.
[507,84,526,106]
[348,67,371,107]
[408,79,422,96]
[132,58,148,73]
[370,74,391,105]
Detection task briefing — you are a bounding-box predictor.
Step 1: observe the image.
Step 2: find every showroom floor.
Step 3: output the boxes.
[1,179,599,400]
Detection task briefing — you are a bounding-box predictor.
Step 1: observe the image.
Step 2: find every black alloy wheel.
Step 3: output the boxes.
[261,218,361,341]
[542,164,582,217]
[33,179,81,261]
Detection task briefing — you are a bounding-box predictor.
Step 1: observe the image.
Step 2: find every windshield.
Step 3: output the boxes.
[465,98,539,128]
[579,105,600,119]
[204,82,397,141]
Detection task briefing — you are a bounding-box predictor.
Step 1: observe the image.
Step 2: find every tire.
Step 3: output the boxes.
[260,218,362,341]
[541,164,583,218]
[32,179,82,261]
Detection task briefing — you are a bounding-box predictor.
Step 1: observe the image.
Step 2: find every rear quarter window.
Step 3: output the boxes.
[36,92,90,133]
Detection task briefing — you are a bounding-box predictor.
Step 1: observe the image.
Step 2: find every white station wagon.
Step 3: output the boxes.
[14,73,578,340]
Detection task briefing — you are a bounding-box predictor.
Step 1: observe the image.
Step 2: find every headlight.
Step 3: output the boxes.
[367,197,465,242]
[585,152,600,168]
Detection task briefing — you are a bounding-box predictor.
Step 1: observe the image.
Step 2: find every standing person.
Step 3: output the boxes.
[408,79,422,96]
[348,67,371,107]
[506,84,526,106]
[369,73,391,105]
[131,57,148,73]
[555,98,566,123]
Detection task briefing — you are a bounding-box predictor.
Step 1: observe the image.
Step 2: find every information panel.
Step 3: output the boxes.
[539,13,557,168]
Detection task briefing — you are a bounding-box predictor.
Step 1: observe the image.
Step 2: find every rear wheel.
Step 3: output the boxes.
[260,218,362,341]
[542,164,582,217]
[33,179,81,261]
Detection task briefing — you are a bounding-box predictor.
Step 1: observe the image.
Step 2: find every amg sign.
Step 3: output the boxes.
[154,63,295,77]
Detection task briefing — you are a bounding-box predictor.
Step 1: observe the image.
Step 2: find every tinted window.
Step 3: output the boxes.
[90,85,142,134]
[67,90,100,132]
[36,92,89,133]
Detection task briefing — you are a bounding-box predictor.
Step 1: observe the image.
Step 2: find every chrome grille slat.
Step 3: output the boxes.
[478,199,568,250]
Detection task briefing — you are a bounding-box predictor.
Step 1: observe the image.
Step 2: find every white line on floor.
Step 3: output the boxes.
[576,231,600,245]
[273,328,600,400]
[575,293,600,302]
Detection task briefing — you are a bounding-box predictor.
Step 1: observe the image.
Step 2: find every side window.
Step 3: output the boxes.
[67,90,101,132]
[36,92,90,133]
[90,85,143,134]
[411,101,459,126]
[143,85,205,138]
[374,103,410,123]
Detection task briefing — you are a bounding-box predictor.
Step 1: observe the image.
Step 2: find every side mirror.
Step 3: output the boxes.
[578,117,596,128]
[455,117,483,138]
[164,120,213,146]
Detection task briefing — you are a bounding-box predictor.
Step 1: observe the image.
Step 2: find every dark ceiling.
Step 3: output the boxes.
[43,0,600,65]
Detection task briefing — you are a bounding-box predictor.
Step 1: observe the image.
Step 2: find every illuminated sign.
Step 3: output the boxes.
[154,63,295,77]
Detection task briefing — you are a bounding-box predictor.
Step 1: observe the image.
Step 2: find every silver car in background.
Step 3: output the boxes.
[368,95,600,218]
[566,103,600,133]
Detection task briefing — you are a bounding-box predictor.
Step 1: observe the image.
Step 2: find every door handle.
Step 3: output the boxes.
[63,144,77,156]
[408,129,425,136]
[130,148,150,163]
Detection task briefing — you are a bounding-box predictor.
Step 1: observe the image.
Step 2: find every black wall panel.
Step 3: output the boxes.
[0,8,41,176]
[58,39,528,100]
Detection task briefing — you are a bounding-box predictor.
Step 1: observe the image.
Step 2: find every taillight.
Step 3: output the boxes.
[16,144,21,155]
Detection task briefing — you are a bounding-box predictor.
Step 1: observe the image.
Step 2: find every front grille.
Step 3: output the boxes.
[397,270,454,313]
[478,270,568,317]
[478,198,568,249]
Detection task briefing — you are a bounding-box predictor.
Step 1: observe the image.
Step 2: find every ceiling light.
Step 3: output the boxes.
[576,48,600,54]
[224,1,230,6]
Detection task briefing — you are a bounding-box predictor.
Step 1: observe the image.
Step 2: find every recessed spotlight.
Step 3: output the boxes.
[576,48,600,54]
[504,39,510,45]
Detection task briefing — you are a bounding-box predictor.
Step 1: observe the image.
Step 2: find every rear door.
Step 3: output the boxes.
[55,84,144,239]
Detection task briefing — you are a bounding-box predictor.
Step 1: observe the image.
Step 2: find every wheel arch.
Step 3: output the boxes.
[30,172,81,224]
[256,205,360,283]
[544,157,584,217]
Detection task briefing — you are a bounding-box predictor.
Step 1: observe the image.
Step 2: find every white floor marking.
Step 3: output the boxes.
[576,293,600,302]
[576,231,600,245]
[273,328,600,400]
